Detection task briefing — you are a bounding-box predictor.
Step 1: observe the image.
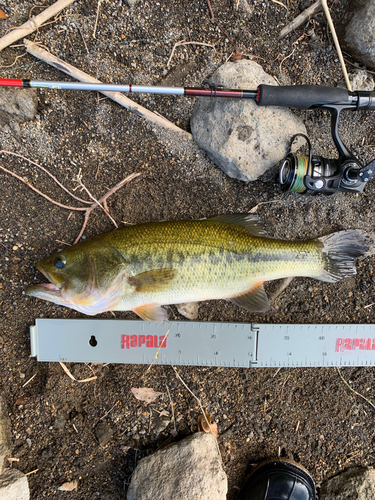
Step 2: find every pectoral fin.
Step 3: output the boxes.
[128,269,177,293]
[231,283,269,312]
[133,303,168,323]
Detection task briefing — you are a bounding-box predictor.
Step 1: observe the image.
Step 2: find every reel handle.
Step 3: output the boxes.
[256,84,375,110]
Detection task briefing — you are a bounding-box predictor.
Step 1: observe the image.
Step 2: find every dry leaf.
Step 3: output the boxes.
[58,480,78,491]
[197,410,218,438]
[0,9,7,19]
[131,387,163,403]
[231,49,243,61]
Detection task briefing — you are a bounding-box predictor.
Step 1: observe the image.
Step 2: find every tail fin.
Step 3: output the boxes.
[317,230,369,283]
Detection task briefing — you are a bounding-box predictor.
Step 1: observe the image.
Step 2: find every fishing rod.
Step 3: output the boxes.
[1,77,375,196]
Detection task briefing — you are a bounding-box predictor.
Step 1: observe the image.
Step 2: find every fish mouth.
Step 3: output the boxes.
[26,282,63,299]
[26,262,65,300]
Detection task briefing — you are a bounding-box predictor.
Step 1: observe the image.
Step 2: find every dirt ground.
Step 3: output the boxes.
[1,0,375,498]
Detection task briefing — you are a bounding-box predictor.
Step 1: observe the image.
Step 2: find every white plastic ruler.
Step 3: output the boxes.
[29,319,375,367]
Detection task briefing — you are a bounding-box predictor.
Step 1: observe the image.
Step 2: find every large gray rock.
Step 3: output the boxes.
[190,60,306,182]
[319,466,375,499]
[0,469,30,500]
[126,432,227,500]
[337,0,375,70]
[0,395,12,474]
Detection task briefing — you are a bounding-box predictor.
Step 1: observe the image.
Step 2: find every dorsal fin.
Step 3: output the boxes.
[208,214,266,236]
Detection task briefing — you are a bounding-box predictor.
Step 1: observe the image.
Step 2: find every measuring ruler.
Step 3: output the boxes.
[29,319,375,367]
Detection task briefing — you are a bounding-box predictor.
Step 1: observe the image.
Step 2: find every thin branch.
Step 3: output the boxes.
[206,0,231,39]
[143,322,171,377]
[172,366,221,456]
[0,0,76,52]
[0,150,141,243]
[93,0,102,39]
[270,0,288,10]
[100,401,119,420]
[74,169,118,228]
[167,41,215,67]
[321,0,351,91]
[278,0,322,39]
[72,172,141,244]
[25,39,191,137]
[59,361,97,383]
[0,150,92,205]
[0,164,87,212]
[337,367,375,412]
[0,51,28,68]
[166,384,176,432]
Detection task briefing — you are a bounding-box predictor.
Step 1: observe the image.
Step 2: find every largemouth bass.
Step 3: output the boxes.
[26,215,368,322]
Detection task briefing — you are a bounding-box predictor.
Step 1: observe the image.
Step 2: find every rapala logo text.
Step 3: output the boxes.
[336,338,375,352]
[121,334,168,350]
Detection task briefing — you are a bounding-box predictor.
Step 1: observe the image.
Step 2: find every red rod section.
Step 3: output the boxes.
[0,78,24,87]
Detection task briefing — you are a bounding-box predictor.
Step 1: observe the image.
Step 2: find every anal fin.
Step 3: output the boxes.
[133,303,168,323]
[231,283,269,312]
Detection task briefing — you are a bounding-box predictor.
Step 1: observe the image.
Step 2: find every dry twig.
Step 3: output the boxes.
[166,384,176,432]
[0,0,76,52]
[25,39,191,137]
[172,366,221,456]
[278,0,322,39]
[206,0,231,40]
[0,150,140,244]
[167,40,215,68]
[26,469,39,476]
[59,361,97,383]
[93,0,102,39]
[143,322,171,377]
[321,0,351,91]
[22,373,37,388]
[100,401,119,420]
[0,51,28,68]
[337,367,375,412]
[270,0,288,10]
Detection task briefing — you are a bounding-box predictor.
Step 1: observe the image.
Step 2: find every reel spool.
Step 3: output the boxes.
[279,134,364,195]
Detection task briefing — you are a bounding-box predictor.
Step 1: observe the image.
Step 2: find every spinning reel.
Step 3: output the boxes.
[278,93,375,195]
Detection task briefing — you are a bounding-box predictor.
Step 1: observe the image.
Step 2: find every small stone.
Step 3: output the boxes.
[152,410,171,435]
[54,412,69,430]
[127,432,227,500]
[176,302,199,320]
[0,469,30,500]
[123,0,140,7]
[0,88,38,129]
[94,421,114,447]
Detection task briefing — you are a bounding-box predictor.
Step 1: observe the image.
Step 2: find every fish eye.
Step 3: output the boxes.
[54,256,66,269]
